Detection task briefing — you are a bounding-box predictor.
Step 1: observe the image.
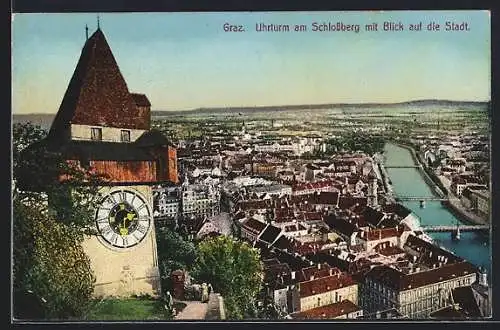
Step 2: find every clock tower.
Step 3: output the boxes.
[35,27,177,297]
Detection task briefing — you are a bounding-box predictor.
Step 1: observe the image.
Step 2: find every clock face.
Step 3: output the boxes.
[95,190,151,248]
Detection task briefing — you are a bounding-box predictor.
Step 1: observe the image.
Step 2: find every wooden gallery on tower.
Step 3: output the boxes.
[19,27,178,297]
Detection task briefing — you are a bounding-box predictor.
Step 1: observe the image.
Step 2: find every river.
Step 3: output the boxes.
[383,142,491,279]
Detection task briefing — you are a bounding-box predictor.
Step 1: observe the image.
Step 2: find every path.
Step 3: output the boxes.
[174,301,208,320]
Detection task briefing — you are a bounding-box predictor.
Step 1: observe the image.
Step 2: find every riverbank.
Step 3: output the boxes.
[391,141,445,198]
[438,176,489,226]
[387,141,488,227]
[376,161,396,203]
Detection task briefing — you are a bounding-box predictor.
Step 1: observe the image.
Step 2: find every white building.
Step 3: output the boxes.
[181,179,221,219]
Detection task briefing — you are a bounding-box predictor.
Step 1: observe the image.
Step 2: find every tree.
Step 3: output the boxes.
[13,199,95,319]
[192,236,263,319]
[155,227,197,292]
[325,132,386,156]
[12,122,100,319]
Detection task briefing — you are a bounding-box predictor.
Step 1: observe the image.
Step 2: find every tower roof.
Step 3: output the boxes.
[49,28,150,139]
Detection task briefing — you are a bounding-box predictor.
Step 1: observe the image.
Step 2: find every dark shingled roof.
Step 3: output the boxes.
[271,235,293,251]
[49,28,149,139]
[306,251,351,272]
[451,286,482,318]
[338,196,367,210]
[135,129,172,147]
[258,225,282,245]
[130,93,151,107]
[324,214,357,238]
[362,206,386,227]
[271,250,311,272]
[378,216,400,228]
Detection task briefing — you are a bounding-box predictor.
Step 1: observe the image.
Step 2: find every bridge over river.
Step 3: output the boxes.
[385,165,422,169]
[421,225,490,233]
[395,196,459,202]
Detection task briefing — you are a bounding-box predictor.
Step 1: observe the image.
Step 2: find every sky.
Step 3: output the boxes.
[12,11,491,114]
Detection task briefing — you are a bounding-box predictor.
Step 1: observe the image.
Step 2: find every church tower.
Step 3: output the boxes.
[38,27,178,297]
[367,170,378,208]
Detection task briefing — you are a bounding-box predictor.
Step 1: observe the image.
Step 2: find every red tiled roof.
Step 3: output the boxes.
[366,261,478,291]
[274,207,296,223]
[364,227,400,241]
[241,217,267,235]
[49,29,148,138]
[299,273,357,298]
[300,263,335,280]
[291,300,362,319]
[301,211,324,222]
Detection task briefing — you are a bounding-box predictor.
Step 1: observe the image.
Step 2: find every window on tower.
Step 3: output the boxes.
[121,130,131,142]
[91,127,102,141]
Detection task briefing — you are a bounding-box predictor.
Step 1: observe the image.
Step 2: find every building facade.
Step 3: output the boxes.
[21,28,178,297]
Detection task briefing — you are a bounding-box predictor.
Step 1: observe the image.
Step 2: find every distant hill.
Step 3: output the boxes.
[13,99,489,126]
[152,99,489,116]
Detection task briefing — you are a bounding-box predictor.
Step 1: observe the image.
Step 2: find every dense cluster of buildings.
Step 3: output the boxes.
[151,130,491,319]
[415,133,490,221]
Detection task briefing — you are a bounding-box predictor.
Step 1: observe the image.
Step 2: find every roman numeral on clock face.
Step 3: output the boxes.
[97,190,151,248]
[96,216,108,224]
[111,233,120,246]
[100,225,113,236]
[117,190,127,203]
[107,194,117,205]
[137,215,150,222]
[136,223,148,234]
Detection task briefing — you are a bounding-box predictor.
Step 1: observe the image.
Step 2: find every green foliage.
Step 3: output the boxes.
[85,298,173,320]
[192,236,263,320]
[13,122,103,236]
[325,132,386,155]
[12,122,100,319]
[13,199,96,319]
[155,227,197,292]
[257,301,287,320]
